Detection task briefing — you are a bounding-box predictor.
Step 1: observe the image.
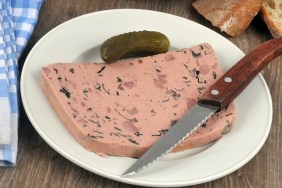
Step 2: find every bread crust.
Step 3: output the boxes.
[260,0,282,38]
[193,0,265,37]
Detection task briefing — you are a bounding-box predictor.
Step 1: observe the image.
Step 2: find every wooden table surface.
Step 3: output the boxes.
[0,0,281,187]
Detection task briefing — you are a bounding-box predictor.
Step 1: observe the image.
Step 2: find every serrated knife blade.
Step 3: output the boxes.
[122,104,217,177]
[121,37,282,177]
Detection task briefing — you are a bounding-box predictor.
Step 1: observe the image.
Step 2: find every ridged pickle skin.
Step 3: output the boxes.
[100,31,170,63]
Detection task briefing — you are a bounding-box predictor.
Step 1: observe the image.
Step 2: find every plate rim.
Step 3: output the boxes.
[20,9,273,187]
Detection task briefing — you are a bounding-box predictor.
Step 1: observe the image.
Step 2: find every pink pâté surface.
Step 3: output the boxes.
[41,43,235,157]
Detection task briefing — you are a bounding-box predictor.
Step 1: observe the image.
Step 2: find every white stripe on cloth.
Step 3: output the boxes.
[0,98,11,145]
[0,0,43,167]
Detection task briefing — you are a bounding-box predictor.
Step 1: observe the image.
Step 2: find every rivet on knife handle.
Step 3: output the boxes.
[122,38,282,178]
[199,37,282,110]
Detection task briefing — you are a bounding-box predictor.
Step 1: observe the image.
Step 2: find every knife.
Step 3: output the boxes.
[122,37,282,177]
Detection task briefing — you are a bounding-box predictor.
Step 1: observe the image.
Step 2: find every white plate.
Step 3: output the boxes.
[21,9,272,187]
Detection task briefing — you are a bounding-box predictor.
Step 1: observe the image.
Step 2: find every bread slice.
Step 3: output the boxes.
[260,0,282,38]
[193,0,265,37]
[41,44,236,158]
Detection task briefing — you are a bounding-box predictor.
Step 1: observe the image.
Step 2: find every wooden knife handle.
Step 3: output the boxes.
[198,37,282,110]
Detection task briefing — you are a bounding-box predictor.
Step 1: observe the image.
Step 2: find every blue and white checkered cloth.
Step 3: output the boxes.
[0,0,43,166]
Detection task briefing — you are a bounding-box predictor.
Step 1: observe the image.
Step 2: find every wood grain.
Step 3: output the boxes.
[199,37,282,110]
[0,0,281,188]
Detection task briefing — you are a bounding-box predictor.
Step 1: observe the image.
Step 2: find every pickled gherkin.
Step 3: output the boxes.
[100,31,170,63]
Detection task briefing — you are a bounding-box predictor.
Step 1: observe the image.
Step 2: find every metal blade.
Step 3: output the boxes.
[121,104,218,177]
